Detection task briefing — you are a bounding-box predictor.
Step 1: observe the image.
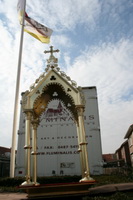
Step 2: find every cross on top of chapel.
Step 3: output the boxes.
[44,46,59,57]
[44,46,60,69]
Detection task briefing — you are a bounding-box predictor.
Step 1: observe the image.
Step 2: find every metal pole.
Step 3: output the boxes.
[10,0,26,178]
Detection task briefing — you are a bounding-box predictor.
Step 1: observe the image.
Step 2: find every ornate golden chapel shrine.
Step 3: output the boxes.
[20,46,96,197]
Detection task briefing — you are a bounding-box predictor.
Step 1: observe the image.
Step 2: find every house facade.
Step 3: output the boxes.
[124,124,133,166]
[115,140,131,167]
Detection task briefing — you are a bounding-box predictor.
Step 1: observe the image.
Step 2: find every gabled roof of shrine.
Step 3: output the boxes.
[22,46,85,121]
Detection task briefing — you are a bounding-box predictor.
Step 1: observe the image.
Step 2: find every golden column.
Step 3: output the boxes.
[31,118,40,185]
[76,123,84,178]
[22,110,33,185]
[76,105,94,182]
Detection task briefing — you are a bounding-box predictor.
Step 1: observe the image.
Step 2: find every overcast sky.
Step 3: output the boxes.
[0,0,133,154]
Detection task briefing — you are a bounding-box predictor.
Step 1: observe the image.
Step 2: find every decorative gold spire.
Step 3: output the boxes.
[29,46,78,93]
[44,46,59,69]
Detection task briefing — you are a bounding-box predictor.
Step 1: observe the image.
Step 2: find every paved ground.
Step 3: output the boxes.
[0,192,27,200]
[0,183,133,199]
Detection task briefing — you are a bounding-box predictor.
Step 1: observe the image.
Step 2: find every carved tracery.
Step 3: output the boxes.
[33,83,78,122]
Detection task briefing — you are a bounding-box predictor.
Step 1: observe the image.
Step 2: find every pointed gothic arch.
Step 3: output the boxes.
[33,83,78,122]
[21,46,93,186]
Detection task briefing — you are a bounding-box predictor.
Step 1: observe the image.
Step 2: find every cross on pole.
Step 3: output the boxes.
[44,46,59,57]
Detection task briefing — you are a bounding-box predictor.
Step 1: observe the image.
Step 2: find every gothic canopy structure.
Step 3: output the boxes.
[21,46,93,186]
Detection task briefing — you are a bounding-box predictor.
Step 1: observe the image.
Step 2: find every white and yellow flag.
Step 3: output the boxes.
[24,13,53,43]
[17,0,53,43]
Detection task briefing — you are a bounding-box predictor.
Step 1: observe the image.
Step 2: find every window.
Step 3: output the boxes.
[52,170,56,175]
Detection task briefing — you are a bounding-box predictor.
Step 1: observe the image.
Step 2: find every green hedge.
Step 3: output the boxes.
[0,174,132,187]
[0,175,81,187]
[0,177,25,187]
[38,175,81,184]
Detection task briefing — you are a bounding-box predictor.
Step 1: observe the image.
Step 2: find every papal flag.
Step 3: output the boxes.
[24,13,53,43]
[17,0,53,43]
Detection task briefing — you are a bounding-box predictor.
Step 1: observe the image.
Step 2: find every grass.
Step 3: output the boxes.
[93,174,133,186]
[85,192,133,200]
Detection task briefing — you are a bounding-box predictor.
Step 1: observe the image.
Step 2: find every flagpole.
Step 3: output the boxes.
[10,0,26,178]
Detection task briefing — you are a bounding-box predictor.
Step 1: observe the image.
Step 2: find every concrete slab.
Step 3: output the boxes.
[116,183,133,191]
[89,183,133,195]
[89,184,116,195]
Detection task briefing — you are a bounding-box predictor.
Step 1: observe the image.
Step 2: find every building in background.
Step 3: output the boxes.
[102,125,133,174]
[0,146,11,177]
[103,154,117,165]
[124,124,133,166]
[115,140,131,167]
[15,86,103,177]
